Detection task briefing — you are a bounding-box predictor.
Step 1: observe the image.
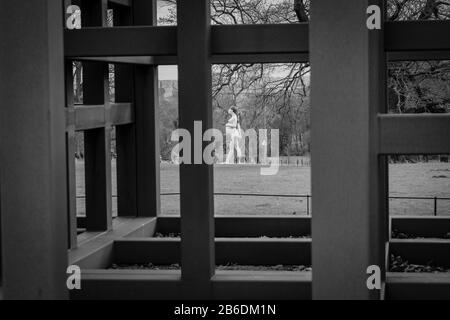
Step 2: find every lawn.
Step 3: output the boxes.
[75,161,450,216]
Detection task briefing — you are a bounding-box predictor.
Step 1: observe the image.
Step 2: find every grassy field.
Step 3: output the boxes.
[76,161,450,216]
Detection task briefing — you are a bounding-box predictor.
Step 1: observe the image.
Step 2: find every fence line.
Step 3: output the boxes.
[76,193,450,216]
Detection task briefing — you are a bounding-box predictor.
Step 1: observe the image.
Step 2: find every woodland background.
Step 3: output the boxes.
[71,0,450,162]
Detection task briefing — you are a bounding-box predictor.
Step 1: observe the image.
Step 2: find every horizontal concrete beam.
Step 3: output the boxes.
[65,27,178,57]
[114,238,311,266]
[65,25,309,58]
[212,24,309,55]
[391,216,450,239]
[212,270,311,300]
[71,270,182,300]
[71,270,311,300]
[385,21,450,52]
[66,103,134,131]
[389,239,450,267]
[379,114,450,155]
[155,216,311,238]
[103,216,444,239]
[64,21,450,65]
[212,53,309,64]
[387,50,450,61]
[387,272,450,300]
[72,56,155,65]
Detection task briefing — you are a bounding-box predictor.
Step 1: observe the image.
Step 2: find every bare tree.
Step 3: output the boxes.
[158,0,449,156]
[387,0,450,114]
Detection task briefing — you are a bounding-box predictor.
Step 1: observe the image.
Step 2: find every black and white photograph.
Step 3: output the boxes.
[0,0,450,305]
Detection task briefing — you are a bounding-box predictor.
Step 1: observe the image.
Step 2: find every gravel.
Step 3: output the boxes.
[391,229,450,239]
[111,263,181,271]
[110,263,311,272]
[110,255,450,273]
[390,255,450,273]
[217,263,311,272]
[154,233,181,238]
[391,229,418,239]
[154,233,310,239]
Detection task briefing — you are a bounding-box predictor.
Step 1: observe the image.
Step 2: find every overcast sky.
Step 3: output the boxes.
[159,65,177,81]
